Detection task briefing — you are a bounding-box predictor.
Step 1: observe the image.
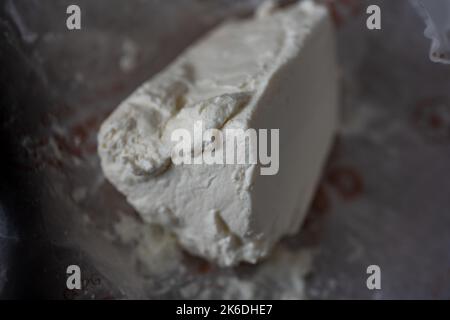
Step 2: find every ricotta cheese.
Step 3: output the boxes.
[98,0,339,266]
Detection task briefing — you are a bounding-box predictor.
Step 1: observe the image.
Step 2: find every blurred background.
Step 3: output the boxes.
[1,0,450,299]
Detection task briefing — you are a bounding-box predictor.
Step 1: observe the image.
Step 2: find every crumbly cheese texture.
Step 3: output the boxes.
[98,1,339,266]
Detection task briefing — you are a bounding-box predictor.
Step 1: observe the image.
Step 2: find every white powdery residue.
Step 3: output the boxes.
[120,39,138,73]
[346,235,365,263]
[113,214,139,243]
[179,282,202,298]
[74,72,85,83]
[256,247,313,299]
[47,136,63,161]
[71,186,87,203]
[411,0,450,64]
[113,215,182,275]
[340,103,380,137]
[198,246,313,299]
[220,277,256,300]
[369,120,411,147]
[255,0,276,19]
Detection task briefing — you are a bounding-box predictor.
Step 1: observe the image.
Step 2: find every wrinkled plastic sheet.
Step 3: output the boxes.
[1,0,450,299]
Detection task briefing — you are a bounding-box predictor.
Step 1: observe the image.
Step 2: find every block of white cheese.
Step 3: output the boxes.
[98,0,339,266]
